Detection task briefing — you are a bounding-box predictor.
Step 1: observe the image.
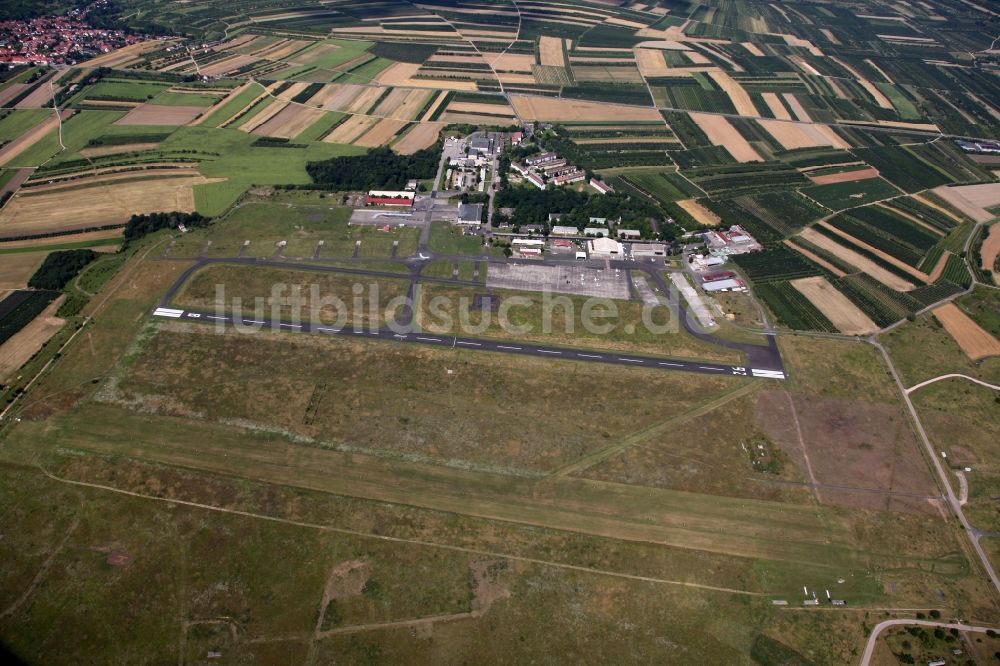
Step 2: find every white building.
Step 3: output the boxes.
[618,229,641,239]
[632,242,667,258]
[584,227,610,237]
[590,178,613,194]
[587,237,624,259]
[551,225,579,236]
[702,278,746,293]
[526,173,545,190]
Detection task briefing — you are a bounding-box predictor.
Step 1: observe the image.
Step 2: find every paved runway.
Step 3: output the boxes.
[152,306,786,380]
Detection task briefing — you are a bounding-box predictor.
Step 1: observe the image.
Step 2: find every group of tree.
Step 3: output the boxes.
[27,249,98,290]
[493,187,666,239]
[305,145,440,191]
[123,211,209,244]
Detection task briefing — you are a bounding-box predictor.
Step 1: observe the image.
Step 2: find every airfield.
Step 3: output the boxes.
[0,0,999,663]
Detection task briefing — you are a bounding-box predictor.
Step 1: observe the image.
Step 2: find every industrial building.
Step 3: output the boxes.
[457,203,483,225]
[590,178,613,194]
[552,170,586,186]
[551,225,579,236]
[526,173,546,190]
[584,227,610,237]
[587,237,624,259]
[525,151,559,166]
[631,242,667,258]
[702,278,746,293]
[703,225,762,255]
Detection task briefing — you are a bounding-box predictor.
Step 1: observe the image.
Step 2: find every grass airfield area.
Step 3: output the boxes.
[0,241,997,664]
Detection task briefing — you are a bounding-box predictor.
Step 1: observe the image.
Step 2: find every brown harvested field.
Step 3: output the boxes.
[313,84,364,111]
[756,119,850,150]
[981,223,1000,279]
[0,228,121,251]
[0,295,64,382]
[0,167,32,197]
[490,53,535,72]
[446,101,516,116]
[418,91,450,121]
[689,112,762,162]
[539,36,566,67]
[324,115,379,144]
[201,54,260,77]
[375,88,430,120]
[354,118,408,148]
[14,77,55,109]
[926,250,952,283]
[374,62,420,85]
[817,221,929,283]
[783,35,823,56]
[913,193,967,225]
[820,28,840,44]
[498,72,536,85]
[760,92,791,120]
[0,84,28,107]
[784,240,846,277]
[345,86,385,114]
[683,50,711,65]
[933,303,1000,361]
[0,110,69,167]
[781,93,813,122]
[511,95,661,122]
[239,99,289,133]
[79,40,167,68]
[634,47,670,77]
[708,71,757,117]
[677,199,721,226]
[115,104,203,126]
[439,111,518,125]
[274,81,310,102]
[807,166,879,185]
[571,66,643,83]
[0,173,219,235]
[799,227,917,291]
[0,251,48,288]
[790,276,878,335]
[932,183,1000,223]
[79,142,160,158]
[255,38,311,62]
[251,104,326,139]
[392,122,444,155]
[741,42,765,56]
[789,56,821,77]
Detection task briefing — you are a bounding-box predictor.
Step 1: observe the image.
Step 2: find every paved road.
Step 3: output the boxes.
[860,619,996,666]
[152,306,785,379]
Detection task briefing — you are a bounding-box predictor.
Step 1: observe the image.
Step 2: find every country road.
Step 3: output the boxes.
[860,619,996,665]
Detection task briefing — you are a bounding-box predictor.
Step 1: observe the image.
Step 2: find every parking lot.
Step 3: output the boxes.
[487,263,630,299]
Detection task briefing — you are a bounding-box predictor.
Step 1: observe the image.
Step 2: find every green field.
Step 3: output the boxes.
[800,177,901,211]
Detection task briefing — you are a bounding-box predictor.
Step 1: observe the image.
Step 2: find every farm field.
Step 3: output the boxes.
[0,0,999,661]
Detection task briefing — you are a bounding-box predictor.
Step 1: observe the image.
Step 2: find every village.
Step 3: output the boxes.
[0,0,146,66]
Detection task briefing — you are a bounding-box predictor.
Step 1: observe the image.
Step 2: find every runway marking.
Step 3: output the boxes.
[243,319,264,325]
[417,337,442,342]
[205,315,226,321]
[699,366,725,371]
[577,353,603,359]
[497,345,522,350]
[279,323,302,329]
[457,341,481,347]
[538,350,562,355]
[317,327,339,332]
[659,362,683,367]
[152,307,184,318]
[618,358,644,363]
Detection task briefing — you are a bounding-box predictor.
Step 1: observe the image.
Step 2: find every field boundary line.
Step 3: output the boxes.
[546,381,756,478]
[905,373,1000,394]
[35,465,764,597]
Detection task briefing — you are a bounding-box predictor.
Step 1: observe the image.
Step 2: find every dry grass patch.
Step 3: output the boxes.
[115,104,202,126]
[760,92,790,120]
[0,173,218,235]
[981,223,1000,280]
[511,96,659,123]
[708,71,757,117]
[324,115,379,144]
[689,112,762,162]
[354,118,408,147]
[816,221,929,283]
[250,104,326,139]
[932,183,1000,223]
[807,167,879,185]
[0,295,64,382]
[741,42,765,56]
[676,199,721,226]
[781,93,812,122]
[757,119,850,150]
[539,36,566,67]
[393,122,444,155]
[932,303,1000,361]
[79,142,160,158]
[790,276,878,335]
[0,251,48,288]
